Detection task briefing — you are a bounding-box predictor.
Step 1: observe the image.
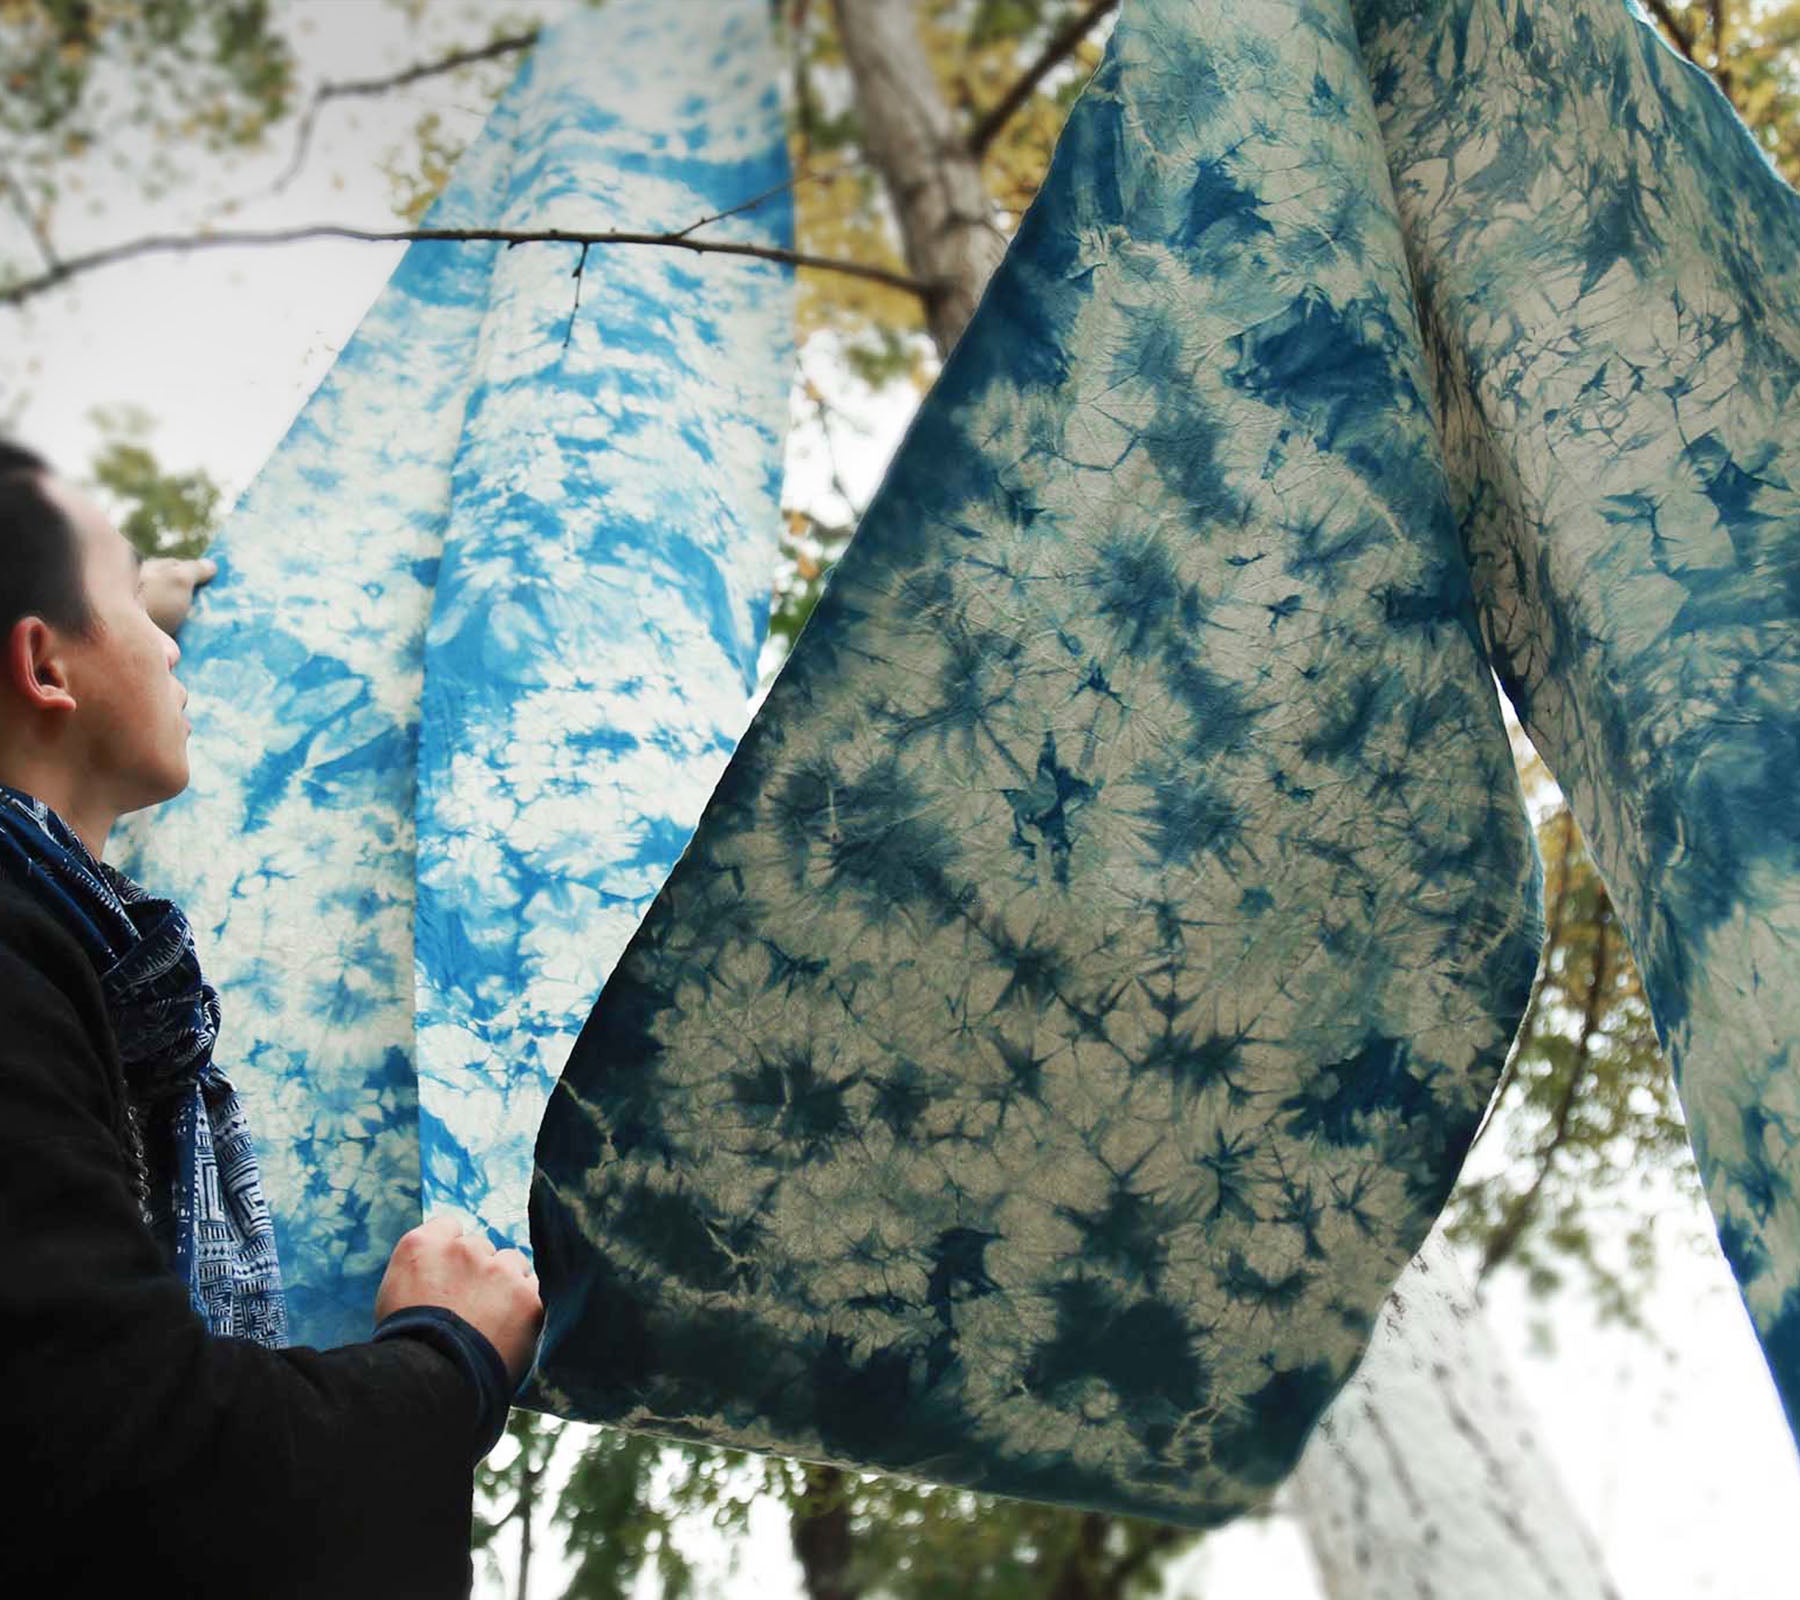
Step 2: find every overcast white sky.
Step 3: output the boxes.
[4,5,1798,1597]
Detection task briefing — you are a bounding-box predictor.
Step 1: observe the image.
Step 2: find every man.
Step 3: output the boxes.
[0,440,544,1597]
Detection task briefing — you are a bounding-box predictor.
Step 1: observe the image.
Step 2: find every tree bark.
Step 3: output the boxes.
[514,1447,539,1600]
[1046,1511,1108,1600]
[791,1464,862,1600]
[1289,1235,1623,1600]
[830,0,1008,355]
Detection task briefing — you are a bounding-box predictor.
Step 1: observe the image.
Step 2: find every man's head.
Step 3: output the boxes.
[0,442,190,847]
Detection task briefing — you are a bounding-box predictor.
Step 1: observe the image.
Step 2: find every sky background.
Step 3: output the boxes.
[3,3,1798,1595]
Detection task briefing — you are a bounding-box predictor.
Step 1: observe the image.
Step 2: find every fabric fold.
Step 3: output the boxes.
[1352,0,1800,1435]
[118,0,795,1348]
[528,0,1543,1526]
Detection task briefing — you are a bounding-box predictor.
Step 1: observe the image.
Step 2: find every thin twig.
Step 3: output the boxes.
[1707,0,1734,95]
[1642,0,1699,62]
[265,30,542,200]
[803,377,868,524]
[667,154,864,241]
[561,242,590,351]
[968,0,1119,157]
[0,222,937,309]
[1,169,59,273]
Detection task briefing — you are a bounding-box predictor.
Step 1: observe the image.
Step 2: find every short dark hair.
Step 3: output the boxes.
[0,440,93,637]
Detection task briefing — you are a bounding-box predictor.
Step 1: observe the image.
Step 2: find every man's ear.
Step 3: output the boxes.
[3,617,78,714]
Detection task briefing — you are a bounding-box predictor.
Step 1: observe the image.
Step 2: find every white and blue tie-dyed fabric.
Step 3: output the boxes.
[530,0,1800,1526]
[117,0,794,1349]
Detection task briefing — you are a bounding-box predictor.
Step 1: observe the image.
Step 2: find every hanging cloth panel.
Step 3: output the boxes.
[118,0,794,1350]
[529,0,1544,1526]
[412,2,794,1267]
[1354,0,1800,1432]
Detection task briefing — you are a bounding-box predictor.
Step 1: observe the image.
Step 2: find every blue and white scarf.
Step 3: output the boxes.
[0,787,288,1347]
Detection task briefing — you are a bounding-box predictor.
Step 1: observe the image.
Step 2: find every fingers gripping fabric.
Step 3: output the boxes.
[116,0,794,1349]
[1353,0,1800,1430]
[529,0,1543,1525]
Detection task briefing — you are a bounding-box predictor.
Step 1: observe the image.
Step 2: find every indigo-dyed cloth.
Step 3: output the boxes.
[0,787,288,1345]
[529,0,1543,1524]
[530,0,1800,1524]
[116,0,794,1348]
[1356,0,1800,1434]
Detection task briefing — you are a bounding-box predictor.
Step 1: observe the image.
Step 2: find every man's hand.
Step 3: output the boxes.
[140,556,218,637]
[374,1215,545,1386]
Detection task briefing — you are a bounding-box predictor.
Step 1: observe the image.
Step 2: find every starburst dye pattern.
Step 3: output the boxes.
[1353,0,1800,1439]
[528,0,1548,1525]
[117,0,793,1348]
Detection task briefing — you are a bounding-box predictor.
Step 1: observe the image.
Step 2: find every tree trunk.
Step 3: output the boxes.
[830,0,1008,355]
[514,1452,538,1600]
[1289,1235,1622,1600]
[791,1464,862,1600]
[1046,1511,1108,1600]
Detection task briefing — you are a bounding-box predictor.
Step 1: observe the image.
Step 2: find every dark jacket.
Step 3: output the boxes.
[0,876,484,1598]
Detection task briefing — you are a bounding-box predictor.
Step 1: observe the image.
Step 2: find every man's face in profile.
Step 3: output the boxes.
[38,474,193,815]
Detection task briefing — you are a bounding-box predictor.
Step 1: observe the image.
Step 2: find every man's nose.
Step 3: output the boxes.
[164,633,181,669]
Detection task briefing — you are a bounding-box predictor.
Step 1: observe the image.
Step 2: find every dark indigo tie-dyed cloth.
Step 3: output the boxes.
[0,788,289,1345]
[529,0,1800,1526]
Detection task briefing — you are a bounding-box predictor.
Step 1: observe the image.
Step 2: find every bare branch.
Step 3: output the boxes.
[0,221,937,310]
[668,156,860,241]
[265,30,542,201]
[1641,0,1700,62]
[967,0,1119,158]
[1,169,59,274]
[561,242,591,351]
[801,375,870,524]
[1707,0,1734,95]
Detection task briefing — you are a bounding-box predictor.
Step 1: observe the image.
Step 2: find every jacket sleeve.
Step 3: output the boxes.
[0,892,483,1600]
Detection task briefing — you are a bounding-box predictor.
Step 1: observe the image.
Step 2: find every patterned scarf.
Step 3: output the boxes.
[0,786,288,1347]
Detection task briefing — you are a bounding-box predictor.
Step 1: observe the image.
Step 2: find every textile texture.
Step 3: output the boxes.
[531,0,1800,1523]
[1354,0,1800,1430]
[0,787,287,1345]
[115,0,795,1348]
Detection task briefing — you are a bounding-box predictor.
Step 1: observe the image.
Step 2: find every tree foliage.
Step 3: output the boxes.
[86,405,223,558]
[0,0,294,249]
[1444,800,1703,1340]
[1647,0,1800,183]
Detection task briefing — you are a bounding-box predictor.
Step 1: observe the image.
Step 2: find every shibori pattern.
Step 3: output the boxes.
[1355,0,1800,1434]
[533,0,1800,1517]
[528,0,1547,1525]
[117,0,795,1350]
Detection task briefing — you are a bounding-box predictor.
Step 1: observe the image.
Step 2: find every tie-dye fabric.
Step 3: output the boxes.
[532,0,1800,1520]
[1353,0,1800,1434]
[528,0,1547,1526]
[117,0,793,1349]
